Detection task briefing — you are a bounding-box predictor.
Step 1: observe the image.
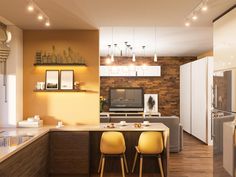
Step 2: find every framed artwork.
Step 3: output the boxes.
[144,94,158,113]
[60,70,74,90]
[45,70,59,90]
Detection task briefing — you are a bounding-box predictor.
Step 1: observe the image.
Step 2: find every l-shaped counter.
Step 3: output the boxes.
[0,123,169,177]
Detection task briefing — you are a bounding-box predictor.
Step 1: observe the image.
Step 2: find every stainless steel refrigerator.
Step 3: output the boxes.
[213,69,236,177]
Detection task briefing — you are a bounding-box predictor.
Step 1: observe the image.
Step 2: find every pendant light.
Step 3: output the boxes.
[142,46,146,56]
[106,45,112,64]
[110,27,114,62]
[154,27,158,62]
[132,27,136,62]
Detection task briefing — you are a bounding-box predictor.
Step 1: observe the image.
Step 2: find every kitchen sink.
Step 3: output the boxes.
[0,135,34,147]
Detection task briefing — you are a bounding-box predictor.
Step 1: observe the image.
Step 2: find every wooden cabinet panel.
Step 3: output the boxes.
[0,134,49,177]
[49,131,89,176]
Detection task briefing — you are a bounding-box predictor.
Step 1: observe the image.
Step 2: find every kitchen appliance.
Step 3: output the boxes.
[212,69,236,177]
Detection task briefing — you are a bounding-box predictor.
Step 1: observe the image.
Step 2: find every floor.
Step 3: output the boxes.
[169,132,213,177]
[92,132,213,177]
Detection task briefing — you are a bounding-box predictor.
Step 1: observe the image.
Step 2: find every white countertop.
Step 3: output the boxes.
[0,123,169,163]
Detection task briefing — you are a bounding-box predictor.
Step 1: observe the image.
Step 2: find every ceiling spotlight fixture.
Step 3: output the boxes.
[185,21,190,27]
[185,0,209,26]
[37,14,43,20]
[26,0,51,27]
[45,21,50,27]
[27,4,34,12]
[201,5,208,11]
[192,15,198,21]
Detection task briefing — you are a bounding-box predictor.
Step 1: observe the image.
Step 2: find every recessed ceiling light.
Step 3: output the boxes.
[37,14,43,20]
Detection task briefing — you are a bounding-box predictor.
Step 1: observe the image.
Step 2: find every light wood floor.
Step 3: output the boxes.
[91,132,213,177]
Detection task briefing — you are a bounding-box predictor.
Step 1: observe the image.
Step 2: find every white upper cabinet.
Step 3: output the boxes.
[214,8,236,71]
[100,66,161,77]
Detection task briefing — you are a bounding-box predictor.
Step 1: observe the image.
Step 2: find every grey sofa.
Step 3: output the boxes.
[100,116,183,152]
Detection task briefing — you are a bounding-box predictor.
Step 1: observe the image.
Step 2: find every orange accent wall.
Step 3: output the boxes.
[23,30,99,125]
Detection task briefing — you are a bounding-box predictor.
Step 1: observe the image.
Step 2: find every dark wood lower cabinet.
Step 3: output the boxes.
[49,131,90,177]
[0,134,49,177]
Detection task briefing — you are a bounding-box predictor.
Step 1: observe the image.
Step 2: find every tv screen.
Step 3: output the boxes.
[109,88,144,112]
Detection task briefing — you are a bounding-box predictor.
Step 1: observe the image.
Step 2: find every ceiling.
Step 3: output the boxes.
[0,0,235,56]
[100,27,213,57]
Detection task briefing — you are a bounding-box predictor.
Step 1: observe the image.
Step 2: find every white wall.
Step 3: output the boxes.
[214,8,236,71]
[0,25,23,127]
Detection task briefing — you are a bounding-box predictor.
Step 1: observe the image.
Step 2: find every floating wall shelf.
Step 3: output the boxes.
[33,89,87,93]
[33,63,87,66]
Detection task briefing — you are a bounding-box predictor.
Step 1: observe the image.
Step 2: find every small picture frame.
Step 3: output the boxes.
[60,70,74,90]
[144,94,158,113]
[45,70,59,90]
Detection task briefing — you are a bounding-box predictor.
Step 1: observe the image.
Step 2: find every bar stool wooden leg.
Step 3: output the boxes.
[98,154,103,173]
[123,154,129,173]
[158,156,164,177]
[132,151,138,173]
[120,156,126,177]
[100,156,105,177]
[139,155,143,177]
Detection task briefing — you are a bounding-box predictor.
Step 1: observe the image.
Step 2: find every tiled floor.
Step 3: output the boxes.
[91,132,213,177]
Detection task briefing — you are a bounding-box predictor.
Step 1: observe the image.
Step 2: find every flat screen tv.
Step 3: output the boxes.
[109,88,144,112]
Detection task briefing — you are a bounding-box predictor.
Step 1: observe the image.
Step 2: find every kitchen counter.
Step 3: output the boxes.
[0,123,169,163]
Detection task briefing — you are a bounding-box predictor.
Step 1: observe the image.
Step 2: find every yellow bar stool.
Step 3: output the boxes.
[131,132,164,177]
[98,131,129,177]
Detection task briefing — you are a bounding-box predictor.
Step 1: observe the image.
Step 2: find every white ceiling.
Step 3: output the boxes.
[100,27,213,57]
[0,0,235,56]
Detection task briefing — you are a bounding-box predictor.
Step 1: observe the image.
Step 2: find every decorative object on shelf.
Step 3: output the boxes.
[74,81,80,90]
[0,22,11,103]
[144,94,158,114]
[35,82,45,90]
[100,96,107,112]
[60,70,74,90]
[45,70,59,90]
[34,46,86,65]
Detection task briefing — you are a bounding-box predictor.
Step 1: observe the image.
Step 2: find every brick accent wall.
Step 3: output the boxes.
[100,56,196,116]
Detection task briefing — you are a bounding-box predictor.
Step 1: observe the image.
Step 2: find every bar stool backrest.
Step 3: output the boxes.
[100,131,126,154]
[138,132,164,154]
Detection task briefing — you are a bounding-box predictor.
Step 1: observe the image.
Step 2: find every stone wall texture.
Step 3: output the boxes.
[100,56,196,116]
